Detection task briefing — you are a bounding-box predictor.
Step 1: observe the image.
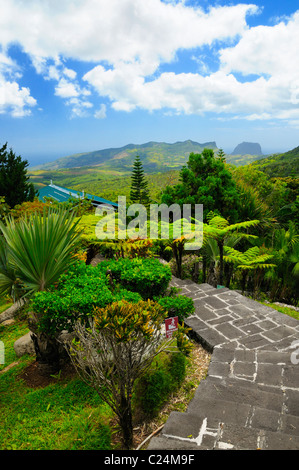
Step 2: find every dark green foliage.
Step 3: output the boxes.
[251,146,299,177]
[134,352,186,417]
[31,261,143,335]
[0,142,36,208]
[161,149,241,222]
[157,295,195,321]
[130,155,150,205]
[31,258,171,336]
[97,257,172,299]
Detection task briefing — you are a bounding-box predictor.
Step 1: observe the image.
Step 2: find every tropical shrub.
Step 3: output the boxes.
[97,257,172,299]
[134,351,187,417]
[157,295,195,321]
[66,299,169,449]
[0,207,82,299]
[32,261,142,336]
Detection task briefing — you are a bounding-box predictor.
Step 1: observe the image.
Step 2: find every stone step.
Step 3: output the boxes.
[148,428,299,451]
[189,377,285,414]
[148,414,299,450]
[163,396,299,438]
[148,402,299,450]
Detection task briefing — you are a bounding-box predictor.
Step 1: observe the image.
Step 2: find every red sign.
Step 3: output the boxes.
[165,316,179,338]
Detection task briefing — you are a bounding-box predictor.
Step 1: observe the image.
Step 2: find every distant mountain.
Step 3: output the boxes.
[251,146,299,177]
[31,140,219,173]
[231,142,263,156]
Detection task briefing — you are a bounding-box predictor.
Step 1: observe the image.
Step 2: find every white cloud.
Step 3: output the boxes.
[0,76,36,117]
[0,0,298,123]
[55,78,79,99]
[94,104,107,119]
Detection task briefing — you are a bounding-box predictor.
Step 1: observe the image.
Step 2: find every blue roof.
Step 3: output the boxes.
[38,183,118,208]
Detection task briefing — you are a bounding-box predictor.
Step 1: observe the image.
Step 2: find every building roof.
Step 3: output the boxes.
[38,183,118,208]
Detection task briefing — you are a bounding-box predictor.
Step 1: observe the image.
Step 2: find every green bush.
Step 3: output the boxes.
[134,351,187,417]
[157,295,195,321]
[97,257,172,299]
[31,261,142,336]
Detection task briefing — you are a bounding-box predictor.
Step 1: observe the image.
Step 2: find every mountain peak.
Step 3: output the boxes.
[231,142,263,156]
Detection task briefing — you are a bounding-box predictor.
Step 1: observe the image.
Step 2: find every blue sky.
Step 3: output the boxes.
[0,0,299,166]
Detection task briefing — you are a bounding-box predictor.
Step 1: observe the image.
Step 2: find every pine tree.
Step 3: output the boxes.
[0,142,36,208]
[130,155,150,206]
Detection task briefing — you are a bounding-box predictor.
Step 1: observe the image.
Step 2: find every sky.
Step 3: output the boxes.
[0,0,299,167]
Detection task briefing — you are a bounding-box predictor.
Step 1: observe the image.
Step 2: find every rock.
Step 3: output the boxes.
[1,319,15,326]
[0,300,24,324]
[14,332,35,357]
[231,142,263,156]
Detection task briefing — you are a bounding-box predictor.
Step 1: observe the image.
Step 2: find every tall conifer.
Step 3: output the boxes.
[130,155,150,206]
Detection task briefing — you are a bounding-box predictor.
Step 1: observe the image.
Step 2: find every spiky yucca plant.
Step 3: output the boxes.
[0,207,82,373]
[0,207,82,299]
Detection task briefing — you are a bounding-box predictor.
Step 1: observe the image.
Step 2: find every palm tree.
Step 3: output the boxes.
[0,207,82,372]
[266,221,299,303]
[223,245,276,296]
[202,215,260,286]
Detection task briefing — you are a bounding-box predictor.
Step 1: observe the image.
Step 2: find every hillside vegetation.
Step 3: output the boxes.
[251,146,299,177]
[31,140,218,172]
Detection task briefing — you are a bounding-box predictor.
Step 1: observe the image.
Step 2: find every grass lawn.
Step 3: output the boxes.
[0,297,13,314]
[0,316,210,450]
[0,319,113,450]
[259,301,299,321]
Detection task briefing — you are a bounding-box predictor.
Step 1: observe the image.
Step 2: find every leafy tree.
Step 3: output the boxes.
[67,299,191,449]
[223,245,276,295]
[266,221,299,303]
[161,149,241,222]
[0,142,36,208]
[202,215,260,286]
[130,155,150,206]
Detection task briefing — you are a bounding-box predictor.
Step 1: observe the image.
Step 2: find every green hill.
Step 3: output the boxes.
[31,140,219,173]
[251,146,299,177]
[28,139,271,204]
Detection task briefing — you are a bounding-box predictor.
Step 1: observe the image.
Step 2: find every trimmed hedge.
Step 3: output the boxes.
[97,257,172,299]
[31,258,172,336]
[157,295,195,322]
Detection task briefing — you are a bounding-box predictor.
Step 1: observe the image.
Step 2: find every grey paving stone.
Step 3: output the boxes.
[233,316,260,327]
[256,350,291,364]
[147,436,201,450]
[203,296,229,310]
[197,283,216,291]
[262,430,299,450]
[185,316,208,333]
[194,379,283,412]
[207,315,235,326]
[262,325,296,342]
[207,361,231,378]
[215,323,244,340]
[285,389,299,416]
[250,407,280,432]
[193,301,216,321]
[238,323,264,335]
[234,349,256,362]
[282,414,299,436]
[229,303,255,317]
[255,363,284,387]
[187,397,252,427]
[233,361,256,378]
[257,319,279,330]
[211,347,235,363]
[239,333,273,350]
[282,365,299,389]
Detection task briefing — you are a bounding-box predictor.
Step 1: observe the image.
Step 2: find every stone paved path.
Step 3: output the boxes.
[148,278,299,450]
